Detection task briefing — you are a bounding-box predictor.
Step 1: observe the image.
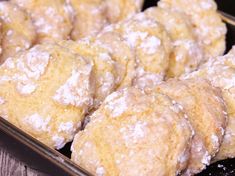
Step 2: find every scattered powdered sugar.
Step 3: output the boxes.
[222,77,235,90]
[124,31,148,48]
[131,121,147,138]
[176,103,184,111]
[64,0,75,21]
[200,1,213,10]
[96,167,105,176]
[53,64,93,107]
[121,121,147,145]
[58,121,74,133]
[33,6,65,36]
[2,57,15,69]
[6,30,13,36]
[178,149,189,164]
[172,39,204,68]
[0,97,5,105]
[217,164,228,171]
[0,3,11,22]
[105,93,128,118]
[182,47,235,91]
[24,48,50,79]
[134,67,164,89]
[201,151,211,165]
[220,126,225,136]
[24,113,51,132]
[84,141,92,148]
[99,72,115,95]
[140,36,161,54]
[98,53,113,63]
[15,47,21,52]
[16,82,37,95]
[171,101,187,115]
[52,135,65,149]
[173,39,194,49]
[211,134,219,149]
[2,46,51,95]
[0,76,11,84]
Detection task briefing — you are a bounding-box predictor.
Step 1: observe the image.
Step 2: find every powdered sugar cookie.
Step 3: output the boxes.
[0,1,36,63]
[153,78,227,175]
[158,0,227,58]
[12,0,73,43]
[95,30,136,89]
[71,87,193,176]
[145,7,204,78]
[183,47,235,161]
[113,13,172,89]
[57,39,117,108]
[0,43,94,149]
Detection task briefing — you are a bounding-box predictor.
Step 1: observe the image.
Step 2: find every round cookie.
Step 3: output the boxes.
[145,7,204,78]
[105,0,144,23]
[95,31,136,89]
[71,87,193,176]
[0,43,94,149]
[113,13,172,89]
[153,78,227,175]
[0,1,36,64]
[158,0,227,58]
[57,39,117,108]
[68,0,107,40]
[12,0,73,43]
[183,47,235,161]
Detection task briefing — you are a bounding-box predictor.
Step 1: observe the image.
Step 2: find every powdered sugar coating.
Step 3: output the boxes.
[24,113,51,132]
[57,39,116,108]
[139,36,161,54]
[96,167,105,176]
[183,47,235,161]
[0,97,5,105]
[201,152,211,165]
[133,67,164,90]
[58,121,74,133]
[0,1,36,63]
[95,31,136,89]
[53,64,93,108]
[158,0,227,58]
[72,87,193,175]
[52,135,65,149]
[125,31,148,48]
[0,45,50,95]
[183,47,235,90]
[12,0,73,43]
[154,78,227,175]
[113,12,171,89]
[145,7,204,78]
[0,43,94,149]
[120,121,148,145]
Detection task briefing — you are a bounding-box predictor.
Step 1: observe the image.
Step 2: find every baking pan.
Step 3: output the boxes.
[0,0,235,176]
